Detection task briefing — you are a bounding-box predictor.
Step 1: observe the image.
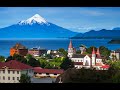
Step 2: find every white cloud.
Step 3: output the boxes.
[80,10,104,16]
[68,26,102,33]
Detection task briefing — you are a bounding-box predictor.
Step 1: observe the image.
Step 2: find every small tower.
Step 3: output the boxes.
[92,47,96,66]
[96,48,101,58]
[67,40,74,58]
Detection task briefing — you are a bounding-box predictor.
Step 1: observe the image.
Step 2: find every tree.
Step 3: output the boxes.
[26,54,33,61]
[6,56,13,62]
[86,46,97,54]
[99,46,111,59]
[19,74,31,83]
[28,57,40,67]
[60,57,74,70]
[0,56,5,62]
[58,48,67,57]
[12,54,27,64]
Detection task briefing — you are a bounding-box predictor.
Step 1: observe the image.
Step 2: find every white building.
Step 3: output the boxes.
[110,49,120,60]
[67,40,76,58]
[67,40,109,70]
[0,60,34,83]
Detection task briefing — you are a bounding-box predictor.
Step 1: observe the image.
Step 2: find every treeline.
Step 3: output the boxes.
[1,53,73,70]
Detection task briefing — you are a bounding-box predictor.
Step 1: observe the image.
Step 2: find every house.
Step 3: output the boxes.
[47,50,64,58]
[28,47,47,57]
[68,40,109,70]
[10,43,28,56]
[110,49,120,60]
[0,60,34,83]
[33,67,64,78]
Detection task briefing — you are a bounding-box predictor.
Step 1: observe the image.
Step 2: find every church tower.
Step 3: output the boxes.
[67,40,74,58]
[92,47,96,66]
[96,48,101,58]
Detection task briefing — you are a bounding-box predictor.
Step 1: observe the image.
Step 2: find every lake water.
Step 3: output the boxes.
[0,38,120,57]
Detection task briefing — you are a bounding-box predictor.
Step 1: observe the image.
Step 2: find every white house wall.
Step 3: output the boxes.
[0,68,21,83]
[83,55,91,66]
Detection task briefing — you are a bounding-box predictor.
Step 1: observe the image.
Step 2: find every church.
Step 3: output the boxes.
[67,40,109,70]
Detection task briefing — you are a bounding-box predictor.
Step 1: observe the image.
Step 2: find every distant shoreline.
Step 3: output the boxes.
[108,39,120,44]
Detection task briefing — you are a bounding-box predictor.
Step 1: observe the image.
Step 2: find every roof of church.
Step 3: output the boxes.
[92,47,96,54]
[72,54,86,58]
[12,43,27,49]
[68,40,73,48]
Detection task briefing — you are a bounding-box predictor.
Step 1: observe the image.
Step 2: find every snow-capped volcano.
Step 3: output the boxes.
[0,14,77,38]
[18,14,49,25]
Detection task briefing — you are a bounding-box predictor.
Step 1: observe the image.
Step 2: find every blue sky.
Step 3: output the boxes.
[0,7,120,33]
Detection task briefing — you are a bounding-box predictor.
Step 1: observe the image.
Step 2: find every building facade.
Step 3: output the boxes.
[10,43,28,56]
[0,60,34,83]
[28,47,47,57]
[110,49,120,60]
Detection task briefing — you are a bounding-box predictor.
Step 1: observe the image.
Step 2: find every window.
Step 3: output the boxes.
[3,70,5,74]
[13,77,15,80]
[17,77,19,80]
[8,77,10,80]
[54,73,57,75]
[8,70,10,74]
[17,71,19,74]
[39,73,41,74]
[46,73,49,75]
[3,76,5,80]
[34,72,37,74]
[13,71,15,74]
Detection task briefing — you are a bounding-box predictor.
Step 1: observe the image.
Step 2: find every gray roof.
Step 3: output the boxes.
[72,54,86,58]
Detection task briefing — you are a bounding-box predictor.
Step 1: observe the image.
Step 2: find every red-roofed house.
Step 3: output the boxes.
[0,60,34,83]
[33,67,64,78]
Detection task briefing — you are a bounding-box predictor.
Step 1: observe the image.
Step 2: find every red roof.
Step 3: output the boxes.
[0,60,33,70]
[101,65,110,68]
[95,63,103,66]
[34,67,42,69]
[96,48,101,58]
[68,40,73,48]
[74,62,83,65]
[34,68,64,74]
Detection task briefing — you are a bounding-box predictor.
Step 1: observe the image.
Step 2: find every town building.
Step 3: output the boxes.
[67,40,109,70]
[110,49,120,60]
[79,44,87,54]
[47,50,64,58]
[34,67,64,78]
[67,40,76,58]
[10,43,28,56]
[28,47,47,57]
[0,60,34,83]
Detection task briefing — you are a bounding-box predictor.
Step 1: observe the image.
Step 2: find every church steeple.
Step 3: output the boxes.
[68,40,73,48]
[92,47,95,54]
[96,48,101,58]
[67,40,74,58]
